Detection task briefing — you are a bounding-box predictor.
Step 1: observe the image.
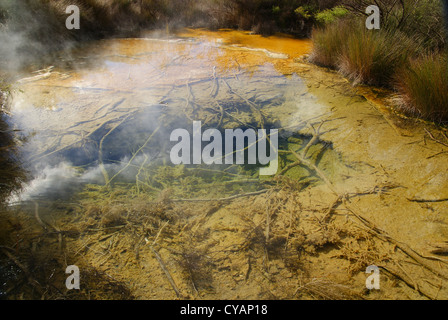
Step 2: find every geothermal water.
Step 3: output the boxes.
[2,29,448,300]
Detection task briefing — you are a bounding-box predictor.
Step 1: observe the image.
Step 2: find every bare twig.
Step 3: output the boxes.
[425,128,448,148]
[147,244,182,298]
[107,125,161,186]
[302,121,324,158]
[407,197,448,203]
[171,189,272,203]
[33,201,49,232]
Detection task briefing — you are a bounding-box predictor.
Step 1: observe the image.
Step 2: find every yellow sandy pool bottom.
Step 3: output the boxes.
[176,28,313,60]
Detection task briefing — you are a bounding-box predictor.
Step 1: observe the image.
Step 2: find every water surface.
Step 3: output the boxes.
[2,29,448,300]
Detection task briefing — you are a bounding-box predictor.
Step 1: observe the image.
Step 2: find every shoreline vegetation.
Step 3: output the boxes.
[310,0,448,124]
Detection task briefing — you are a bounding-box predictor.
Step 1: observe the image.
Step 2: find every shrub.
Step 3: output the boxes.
[343,0,446,52]
[315,6,348,26]
[294,6,314,20]
[395,53,448,123]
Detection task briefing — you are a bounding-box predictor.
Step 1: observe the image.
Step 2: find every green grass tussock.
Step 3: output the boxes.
[395,53,448,123]
[339,27,414,86]
[309,18,352,68]
[310,0,448,123]
[311,18,415,87]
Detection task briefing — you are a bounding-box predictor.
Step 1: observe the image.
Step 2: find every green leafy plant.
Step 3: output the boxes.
[294,5,313,20]
[315,6,348,26]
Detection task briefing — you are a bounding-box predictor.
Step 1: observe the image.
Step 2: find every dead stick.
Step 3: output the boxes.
[152,221,170,246]
[322,196,343,223]
[107,125,161,186]
[33,201,48,232]
[276,160,301,177]
[287,140,448,282]
[98,115,133,184]
[265,197,271,245]
[148,245,181,298]
[136,153,149,194]
[407,197,448,203]
[222,78,265,129]
[289,148,339,194]
[380,266,435,300]
[302,121,324,158]
[425,128,448,148]
[172,189,272,203]
[346,201,448,281]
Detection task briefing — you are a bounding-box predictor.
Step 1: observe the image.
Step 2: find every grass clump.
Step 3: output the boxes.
[339,27,413,86]
[311,18,413,86]
[395,53,448,123]
[309,18,353,68]
[309,0,447,123]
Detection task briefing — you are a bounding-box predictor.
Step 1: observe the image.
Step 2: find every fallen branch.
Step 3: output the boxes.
[147,244,182,298]
[407,197,448,203]
[289,148,339,195]
[302,121,324,158]
[29,112,134,163]
[279,127,448,294]
[222,78,265,129]
[209,66,219,98]
[345,200,448,281]
[276,160,301,177]
[136,153,149,194]
[425,128,448,148]
[172,189,272,203]
[98,114,134,184]
[33,201,49,232]
[427,151,448,159]
[106,125,161,186]
[380,265,436,300]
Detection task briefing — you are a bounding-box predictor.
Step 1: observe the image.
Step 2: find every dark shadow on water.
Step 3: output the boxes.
[0,113,28,299]
[0,114,27,203]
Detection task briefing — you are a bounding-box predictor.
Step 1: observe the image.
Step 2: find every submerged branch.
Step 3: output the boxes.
[106,125,161,186]
[171,189,272,203]
[147,244,182,298]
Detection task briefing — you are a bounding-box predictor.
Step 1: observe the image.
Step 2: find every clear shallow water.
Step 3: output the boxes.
[3,30,448,301]
[8,32,331,202]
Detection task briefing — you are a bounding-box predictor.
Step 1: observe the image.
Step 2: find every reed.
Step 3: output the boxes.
[395,52,448,123]
[309,1,447,123]
[338,27,413,87]
[309,18,353,68]
[311,18,414,87]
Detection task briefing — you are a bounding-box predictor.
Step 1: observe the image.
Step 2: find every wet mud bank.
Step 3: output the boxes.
[1,29,448,300]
